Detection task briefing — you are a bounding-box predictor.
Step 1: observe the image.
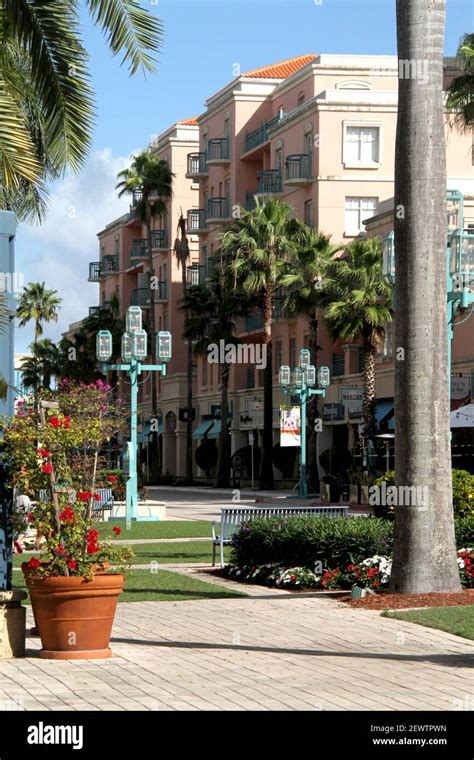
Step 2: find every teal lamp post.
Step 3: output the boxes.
[279,348,330,497]
[383,190,474,397]
[96,306,172,529]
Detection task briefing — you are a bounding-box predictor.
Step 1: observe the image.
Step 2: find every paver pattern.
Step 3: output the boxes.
[1,592,472,711]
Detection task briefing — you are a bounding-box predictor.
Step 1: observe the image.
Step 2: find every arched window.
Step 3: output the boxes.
[336,80,372,90]
[297,92,305,106]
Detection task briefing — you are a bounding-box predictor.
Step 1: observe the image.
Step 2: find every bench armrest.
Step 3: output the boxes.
[211,521,219,541]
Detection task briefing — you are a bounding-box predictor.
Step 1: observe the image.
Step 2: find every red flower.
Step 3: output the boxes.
[113,526,122,536]
[48,416,61,428]
[41,463,53,474]
[290,574,297,581]
[86,529,99,540]
[55,545,67,555]
[108,475,118,483]
[68,559,78,571]
[86,543,100,555]
[36,449,51,457]
[77,492,92,501]
[94,493,101,501]
[63,416,71,429]
[27,557,40,569]
[27,513,34,521]
[59,507,75,525]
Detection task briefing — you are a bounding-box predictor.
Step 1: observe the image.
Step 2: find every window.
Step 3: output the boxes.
[332,353,345,377]
[274,340,282,374]
[275,147,283,172]
[297,92,305,107]
[225,178,231,203]
[382,322,393,357]
[246,368,255,389]
[114,237,119,256]
[202,359,208,386]
[163,312,168,330]
[344,197,378,235]
[304,200,313,228]
[344,125,380,165]
[278,105,284,120]
[289,338,296,368]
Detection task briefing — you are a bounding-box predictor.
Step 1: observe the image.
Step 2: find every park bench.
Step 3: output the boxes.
[211,504,349,568]
[38,488,114,522]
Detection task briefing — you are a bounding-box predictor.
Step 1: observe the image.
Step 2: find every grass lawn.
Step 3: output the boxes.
[96,520,214,540]
[383,606,474,641]
[14,568,244,603]
[14,540,230,568]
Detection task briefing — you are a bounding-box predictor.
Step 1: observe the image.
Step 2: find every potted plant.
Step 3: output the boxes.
[3,381,132,659]
[22,491,132,659]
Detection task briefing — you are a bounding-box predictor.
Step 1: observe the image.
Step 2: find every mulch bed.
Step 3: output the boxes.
[343,589,474,610]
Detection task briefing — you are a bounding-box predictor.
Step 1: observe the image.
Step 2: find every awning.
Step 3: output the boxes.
[138,421,163,444]
[192,420,214,439]
[375,399,394,431]
[206,420,221,439]
[450,404,474,428]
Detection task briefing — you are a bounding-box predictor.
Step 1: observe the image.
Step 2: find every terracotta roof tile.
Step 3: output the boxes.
[242,54,317,80]
[177,117,199,126]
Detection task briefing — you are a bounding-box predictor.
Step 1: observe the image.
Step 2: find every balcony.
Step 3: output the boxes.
[206,138,230,165]
[245,310,264,332]
[89,302,111,317]
[187,264,206,286]
[244,113,284,154]
[257,169,282,195]
[186,152,208,179]
[88,262,101,282]
[151,229,168,250]
[153,281,167,301]
[187,209,207,234]
[102,255,119,275]
[206,255,219,280]
[207,197,231,224]
[130,288,151,308]
[285,154,313,186]
[130,239,149,263]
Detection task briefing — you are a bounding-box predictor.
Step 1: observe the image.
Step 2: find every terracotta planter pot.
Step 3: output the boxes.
[22,571,124,660]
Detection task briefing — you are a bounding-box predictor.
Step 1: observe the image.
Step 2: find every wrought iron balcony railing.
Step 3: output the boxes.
[244,113,284,154]
[151,229,168,249]
[207,197,230,221]
[187,209,207,233]
[257,169,282,194]
[186,152,208,177]
[206,138,230,163]
[285,153,312,183]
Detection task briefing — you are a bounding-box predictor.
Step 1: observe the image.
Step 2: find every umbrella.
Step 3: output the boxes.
[450,404,474,428]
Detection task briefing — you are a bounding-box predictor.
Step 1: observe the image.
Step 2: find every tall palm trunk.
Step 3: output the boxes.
[260,291,274,489]
[216,362,230,487]
[182,265,194,483]
[362,337,377,440]
[307,312,320,494]
[391,0,460,593]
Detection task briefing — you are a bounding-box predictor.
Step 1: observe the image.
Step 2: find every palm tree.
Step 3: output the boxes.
[20,338,61,392]
[0,0,162,221]
[16,282,62,346]
[117,151,174,471]
[174,212,193,482]
[181,275,248,487]
[447,33,474,129]
[220,198,298,489]
[321,238,392,439]
[0,292,9,401]
[281,227,341,492]
[391,0,460,594]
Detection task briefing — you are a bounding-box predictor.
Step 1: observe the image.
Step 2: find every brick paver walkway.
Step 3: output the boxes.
[1,594,472,711]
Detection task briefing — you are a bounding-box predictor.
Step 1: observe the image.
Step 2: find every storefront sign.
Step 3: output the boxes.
[280,406,301,447]
[322,403,345,421]
[451,376,470,400]
[340,387,363,418]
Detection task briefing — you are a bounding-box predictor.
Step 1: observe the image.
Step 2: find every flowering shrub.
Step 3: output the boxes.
[320,568,343,590]
[276,567,320,589]
[346,555,392,589]
[26,491,133,580]
[457,548,474,588]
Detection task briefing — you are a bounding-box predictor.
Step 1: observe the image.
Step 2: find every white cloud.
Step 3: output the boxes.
[15,148,133,350]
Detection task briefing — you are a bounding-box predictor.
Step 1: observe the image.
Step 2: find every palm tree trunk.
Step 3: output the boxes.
[362,339,377,440]
[391,0,460,593]
[183,267,194,483]
[307,312,320,494]
[216,362,230,487]
[260,292,274,490]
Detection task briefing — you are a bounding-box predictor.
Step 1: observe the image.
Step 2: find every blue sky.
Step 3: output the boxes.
[15,0,473,351]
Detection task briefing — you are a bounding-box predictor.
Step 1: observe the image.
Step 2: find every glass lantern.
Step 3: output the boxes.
[96,330,112,362]
[121,333,133,363]
[299,348,311,369]
[449,229,474,291]
[382,231,395,285]
[305,365,316,387]
[126,305,142,333]
[132,329,148,360]
[156,331,172,363]
[279,365,290,387]
[318,366,330,388]
[294,367,303,387]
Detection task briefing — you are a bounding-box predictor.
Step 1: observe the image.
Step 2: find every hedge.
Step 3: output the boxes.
[230,514,474,570]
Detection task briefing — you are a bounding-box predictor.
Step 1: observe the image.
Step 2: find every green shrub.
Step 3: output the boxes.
[230,514,474,571]
[452,469,474,516]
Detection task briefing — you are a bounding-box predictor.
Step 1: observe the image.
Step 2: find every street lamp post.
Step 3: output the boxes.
[279,348,330,497]
[383,190,474,398]
[96,306,172,529]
